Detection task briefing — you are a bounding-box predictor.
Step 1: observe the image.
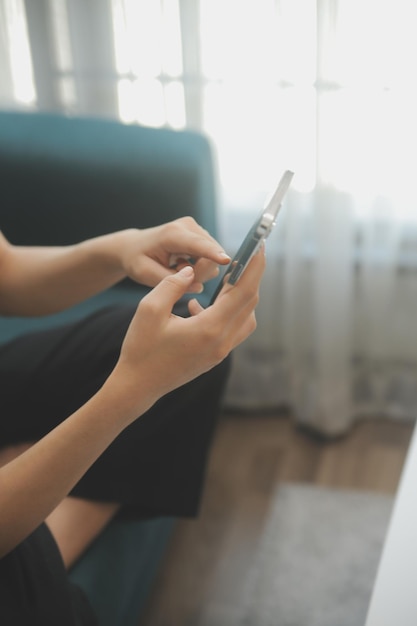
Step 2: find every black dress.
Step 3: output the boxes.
[0,303,230,624]
[0,524,98,625]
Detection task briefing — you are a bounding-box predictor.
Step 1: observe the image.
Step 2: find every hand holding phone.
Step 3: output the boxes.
[209,170,294,304]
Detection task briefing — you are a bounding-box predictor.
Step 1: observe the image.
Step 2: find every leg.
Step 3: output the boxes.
[0,442,119,569]
[46,497,120,569]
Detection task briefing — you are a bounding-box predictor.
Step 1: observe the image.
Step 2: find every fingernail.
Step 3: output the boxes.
[178,265,194,277]
[219,252,231,261]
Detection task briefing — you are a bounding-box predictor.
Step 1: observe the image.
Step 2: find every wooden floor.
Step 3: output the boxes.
[140,413,414,626]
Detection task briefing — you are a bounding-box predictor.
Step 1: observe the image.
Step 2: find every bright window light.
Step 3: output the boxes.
[48,0,76,110]
[48,0,73,72]
[112,0,182,78]
[109,0,416,217]
[200,0,316,85]
[117,78,165,127]
[3,0,36,105]
[164,81,186,129]
[112,0,184,127]
[200,0,317,195]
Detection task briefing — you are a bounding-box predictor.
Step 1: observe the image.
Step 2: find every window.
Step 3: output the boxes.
[111,0,186,128]
[0,0,36,106]
[1,0,416,219]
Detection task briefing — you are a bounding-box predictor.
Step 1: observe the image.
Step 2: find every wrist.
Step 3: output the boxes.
[98,366,158,429]
[93,229,139,281]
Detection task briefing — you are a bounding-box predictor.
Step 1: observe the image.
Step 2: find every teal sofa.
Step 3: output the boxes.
[0,111,219,625]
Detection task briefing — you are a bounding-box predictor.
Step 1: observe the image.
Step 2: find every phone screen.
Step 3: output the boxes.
[209,170,294,305]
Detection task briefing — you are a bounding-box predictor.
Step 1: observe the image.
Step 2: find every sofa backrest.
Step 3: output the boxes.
[0,111,218,246]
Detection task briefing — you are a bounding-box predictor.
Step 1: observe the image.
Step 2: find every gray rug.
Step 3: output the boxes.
[239,484,393,626]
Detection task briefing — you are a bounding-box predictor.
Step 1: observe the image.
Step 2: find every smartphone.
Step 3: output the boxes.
[209,169,294,305]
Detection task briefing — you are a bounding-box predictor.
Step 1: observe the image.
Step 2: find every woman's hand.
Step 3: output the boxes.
[118,218,231,293]
[107,246,266,424]
[0,220,230,316]
[0,225,261,558]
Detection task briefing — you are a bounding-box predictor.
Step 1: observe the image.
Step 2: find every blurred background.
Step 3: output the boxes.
[1,0,417,435]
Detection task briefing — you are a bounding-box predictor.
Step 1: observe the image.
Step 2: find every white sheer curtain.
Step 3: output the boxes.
[1,0,417,435]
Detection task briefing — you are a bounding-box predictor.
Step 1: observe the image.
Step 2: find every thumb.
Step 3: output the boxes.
[148,265,195,314]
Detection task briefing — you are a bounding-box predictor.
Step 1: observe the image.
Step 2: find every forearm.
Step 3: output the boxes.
[0,230,133,316]
[0,377,149,558]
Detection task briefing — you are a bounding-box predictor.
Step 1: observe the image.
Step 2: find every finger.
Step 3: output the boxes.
[216,312,257,357]
[188,258,261,349]
[141,266,196,316]
[212,247,266,314]
[137,257,218,294]
[168,260,212,294]
[192,258,221,283]
[165,227,231,266]
[131,256,175,287]
[188,298,205,317]
[227,305,258,348]
[137,255,207,290]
